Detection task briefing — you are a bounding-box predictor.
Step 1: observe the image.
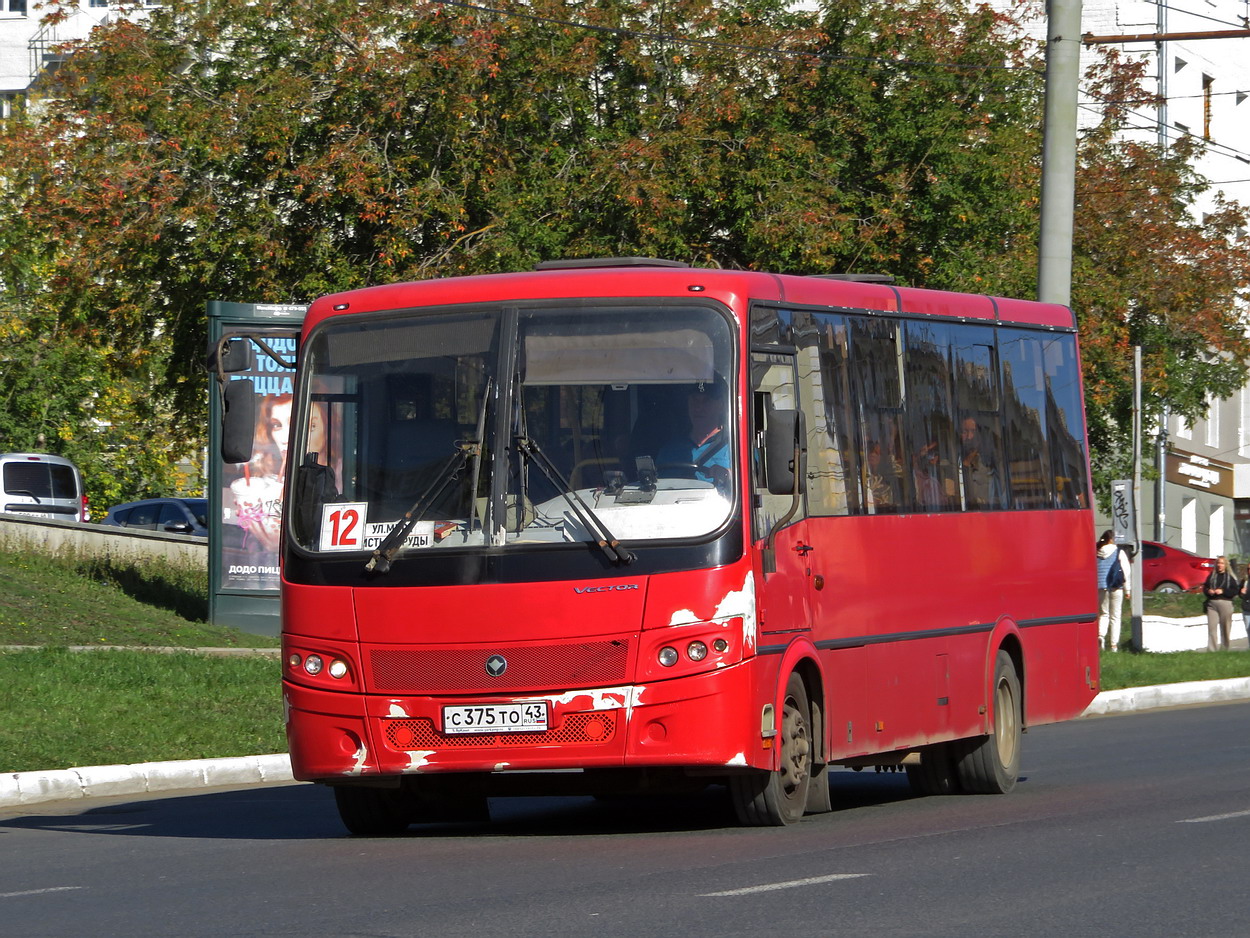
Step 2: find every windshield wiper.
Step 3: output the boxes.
[513,436,635,566]
[364,442,478,575]
[365,380,492,574]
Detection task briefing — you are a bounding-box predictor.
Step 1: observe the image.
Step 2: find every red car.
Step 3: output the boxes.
[1138,540,1216,593]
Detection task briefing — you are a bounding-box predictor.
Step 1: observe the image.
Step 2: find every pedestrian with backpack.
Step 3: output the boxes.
[1202,555,1240,652]
[1096,530,1132,651]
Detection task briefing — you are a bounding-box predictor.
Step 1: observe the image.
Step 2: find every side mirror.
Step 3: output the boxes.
[207,337,255,374]
[764,409,805,496]
[222,378,257,463]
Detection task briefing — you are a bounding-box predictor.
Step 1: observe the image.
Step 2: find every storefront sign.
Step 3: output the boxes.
[1166,449,1234,498]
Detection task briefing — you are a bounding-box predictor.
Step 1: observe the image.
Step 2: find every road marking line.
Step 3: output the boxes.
[1,887,84,899]
[700,873,870,897]
[1178,809,1250,824]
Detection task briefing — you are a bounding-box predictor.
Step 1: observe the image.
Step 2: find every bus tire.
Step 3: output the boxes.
[333,785,411,836]
[729,673,812,826]
[955,651,1022,794]
[805,762,833,814]
[906,743,962,795]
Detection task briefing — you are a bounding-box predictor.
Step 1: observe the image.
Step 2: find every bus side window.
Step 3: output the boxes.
[953,332,1006,511]
[1043,335,1090,509]
[797,309,859,517]
[902,320,958,512]
[999,330,1054,509]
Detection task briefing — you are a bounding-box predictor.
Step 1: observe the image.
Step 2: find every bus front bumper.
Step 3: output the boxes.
[284,663,763,782]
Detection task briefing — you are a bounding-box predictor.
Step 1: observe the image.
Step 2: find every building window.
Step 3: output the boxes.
[1181,497,1197,553]
[1210,504,1225,559]
[6,0,27,14]
[1240,387,1250,457]
[1205,394,1220,448]
[1176,413,1193,440]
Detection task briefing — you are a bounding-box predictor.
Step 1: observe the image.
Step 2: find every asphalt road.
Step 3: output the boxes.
[2,702,1248,938]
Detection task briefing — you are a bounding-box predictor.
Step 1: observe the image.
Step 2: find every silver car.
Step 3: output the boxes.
[0,452,89,522]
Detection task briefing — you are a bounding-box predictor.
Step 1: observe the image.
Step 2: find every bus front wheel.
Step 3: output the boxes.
[730,673,812,826]
[333,784,410,837]
[955,651,1022,794]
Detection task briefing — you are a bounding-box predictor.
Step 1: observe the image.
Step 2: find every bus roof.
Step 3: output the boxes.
[303,261,1075,332]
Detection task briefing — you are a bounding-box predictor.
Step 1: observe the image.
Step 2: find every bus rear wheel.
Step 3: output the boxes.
[333,785,410,836]
[730,673,812,826]
[955,651,1022,794]
[906,743,962,795]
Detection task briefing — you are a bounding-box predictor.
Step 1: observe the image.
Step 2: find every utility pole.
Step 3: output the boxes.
[1131,347,1144,653]
[1037,0,1083,305]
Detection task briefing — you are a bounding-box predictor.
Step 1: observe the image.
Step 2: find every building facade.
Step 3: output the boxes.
[0,0,119,115]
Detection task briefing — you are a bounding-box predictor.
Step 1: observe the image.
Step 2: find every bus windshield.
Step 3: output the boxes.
[289,303,737,555]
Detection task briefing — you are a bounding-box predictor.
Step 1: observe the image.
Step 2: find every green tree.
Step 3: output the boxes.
[1071,52,1250,496]
[2,0,1246,511]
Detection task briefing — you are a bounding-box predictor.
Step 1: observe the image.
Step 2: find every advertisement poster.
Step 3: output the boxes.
[220,332,298,591]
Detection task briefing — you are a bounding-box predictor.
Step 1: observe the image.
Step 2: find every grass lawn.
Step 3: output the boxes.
[0,647,284,773]
[0,546,282,773]
[0,547,276,648]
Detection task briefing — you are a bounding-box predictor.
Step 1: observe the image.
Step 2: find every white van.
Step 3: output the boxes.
[0,453,89,522]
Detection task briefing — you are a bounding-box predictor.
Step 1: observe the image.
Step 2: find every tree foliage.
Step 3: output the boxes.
[0,0,1246,508]
[1072,52,1250,494]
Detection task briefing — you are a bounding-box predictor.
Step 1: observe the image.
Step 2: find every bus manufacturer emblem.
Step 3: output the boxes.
[485,654,507,677]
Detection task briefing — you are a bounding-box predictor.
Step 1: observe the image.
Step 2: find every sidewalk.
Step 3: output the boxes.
[5,677,1250,810]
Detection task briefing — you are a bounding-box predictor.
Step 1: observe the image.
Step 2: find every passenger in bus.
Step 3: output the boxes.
[911,439,954,510]
[657,378,730,488]
[864,439,901,512]
[959,417,999,509]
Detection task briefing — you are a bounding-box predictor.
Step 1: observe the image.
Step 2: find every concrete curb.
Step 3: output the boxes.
[3,678,1249,810]
[1082,676,1250,716]
[0,646,281,656]
[1,754,293,809]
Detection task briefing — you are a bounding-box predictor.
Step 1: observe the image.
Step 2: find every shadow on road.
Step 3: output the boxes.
[0,770,922,841]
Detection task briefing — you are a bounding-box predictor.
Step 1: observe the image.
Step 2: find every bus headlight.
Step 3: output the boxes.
[658,646,679,667]
[687,641,708,662]
[304,654,324,676]
[328,658,349,679]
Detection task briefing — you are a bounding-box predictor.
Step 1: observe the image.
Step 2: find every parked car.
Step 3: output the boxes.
[0,452,89,522]
[1139,540,1216,593]
[101,497,209,538]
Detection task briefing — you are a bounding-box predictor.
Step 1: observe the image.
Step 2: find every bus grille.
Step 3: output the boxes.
[369,640,630,694]
[384,712,618,749]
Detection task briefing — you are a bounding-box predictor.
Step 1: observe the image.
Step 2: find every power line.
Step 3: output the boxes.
[1092,89,1249,104]
[1148,0,1250,31]
[1075,98,1250,165]
[432,0,1042,75]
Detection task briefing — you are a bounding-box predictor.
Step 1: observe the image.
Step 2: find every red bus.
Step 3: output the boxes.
[217,258,1099,833]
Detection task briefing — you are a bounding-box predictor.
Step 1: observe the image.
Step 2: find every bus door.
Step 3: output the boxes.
[750,351,813,644]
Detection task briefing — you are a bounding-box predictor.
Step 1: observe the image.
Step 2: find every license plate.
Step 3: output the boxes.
[442,702,548,735]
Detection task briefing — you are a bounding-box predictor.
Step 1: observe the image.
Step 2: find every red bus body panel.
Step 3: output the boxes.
[282,267,1098,787]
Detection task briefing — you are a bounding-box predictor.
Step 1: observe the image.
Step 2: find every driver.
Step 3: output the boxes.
[657,377,730,486]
